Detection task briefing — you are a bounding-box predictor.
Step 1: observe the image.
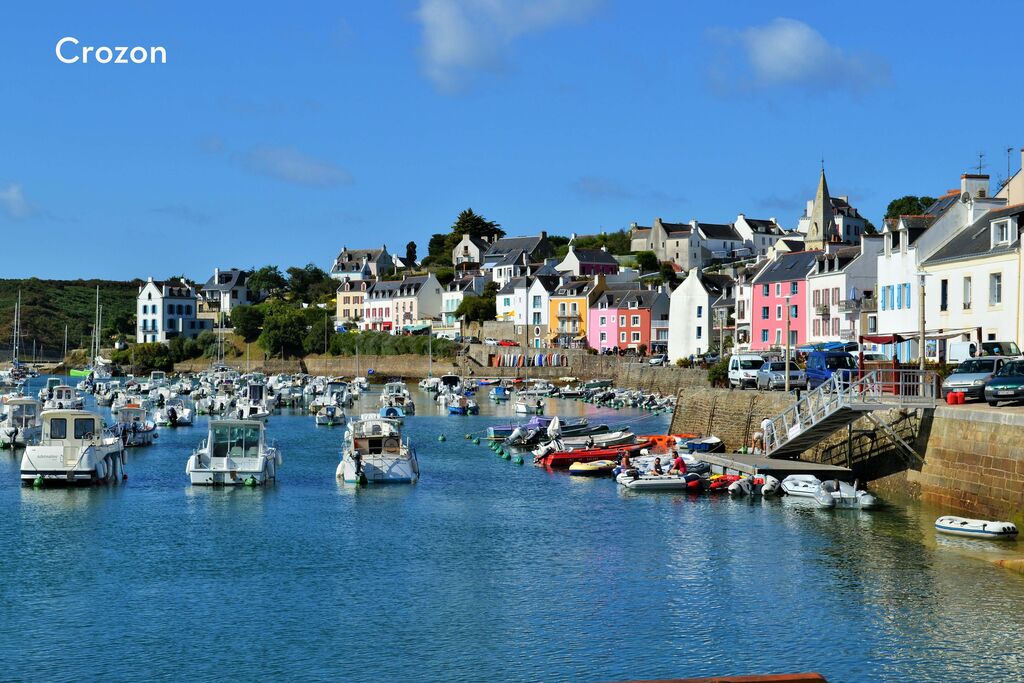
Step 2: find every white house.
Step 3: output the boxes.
[331,245,393,281]
[439,275,487,336]
[198,268,255,325]
[496,277,529,325]
[876,174,1005,360]
[805,237,883,346]
[451,234,490,270]
[137,278,211,344]
[921,204,1024,356]
[668,269,734,362]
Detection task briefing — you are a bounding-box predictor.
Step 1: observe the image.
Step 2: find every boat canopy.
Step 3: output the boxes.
[210,421,264,458]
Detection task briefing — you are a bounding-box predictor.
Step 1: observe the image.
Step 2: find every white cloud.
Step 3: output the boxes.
[0,183,34,220]
[241,145,353,188]
[415,0,599,92]
[707,18,888,95]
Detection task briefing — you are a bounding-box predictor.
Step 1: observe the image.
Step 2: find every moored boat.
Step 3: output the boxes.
[337,415,419,484]
[813,479,877,509]
[568,459,617,476]
[315,405,347,426]
[0,397,42,448]
[535,440,652,469]
[935,515,1019,539]
[616,471,704,491]
[21,409,126,486]
[186,418,280,486]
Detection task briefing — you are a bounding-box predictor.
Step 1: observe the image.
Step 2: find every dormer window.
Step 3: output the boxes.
[992,219,1012,247]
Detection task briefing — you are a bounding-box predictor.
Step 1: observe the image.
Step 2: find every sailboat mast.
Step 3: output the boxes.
[12,290,21,364]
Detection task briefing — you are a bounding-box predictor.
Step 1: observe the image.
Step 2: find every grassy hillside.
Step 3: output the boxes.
[0,279,141,359]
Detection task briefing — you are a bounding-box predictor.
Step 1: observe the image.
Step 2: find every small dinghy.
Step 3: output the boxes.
[568,459,617,476]
[813,479,877,509]
[616,471,703,491]
[707,473,742,493]
[780,474,822,498]
[935,515,1019,539]
[728,475,781,497]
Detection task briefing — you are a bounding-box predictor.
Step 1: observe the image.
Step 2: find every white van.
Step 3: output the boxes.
[947,341,977,365]
[728,354,765,389]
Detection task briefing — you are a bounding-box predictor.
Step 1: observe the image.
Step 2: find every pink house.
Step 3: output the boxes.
[749,250,820,352]
[588,290,620,352]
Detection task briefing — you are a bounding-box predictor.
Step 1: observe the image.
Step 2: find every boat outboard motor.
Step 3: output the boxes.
[507,427,525,445]
[168,407,178,427]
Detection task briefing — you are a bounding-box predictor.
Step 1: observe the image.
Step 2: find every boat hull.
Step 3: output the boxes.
[935,516,1018,539]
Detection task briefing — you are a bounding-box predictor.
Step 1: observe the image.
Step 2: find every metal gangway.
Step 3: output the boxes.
[764,369,940,459]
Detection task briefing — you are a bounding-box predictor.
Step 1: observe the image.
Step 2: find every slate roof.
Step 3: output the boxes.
[484,236,544,260]
[632,225,652,234]
[552,280,590,296]
[752,251,821,285]
[617,289,664,309]
[571,248,619,265]
[492,248,529,267]
[366,276,432,299]
[202,269,248,292]
[924,204,1024,265]
[698,222,742,241]
[153,279,194,297]
[811,246,861,274]
[497,277,529,295]
[662,222,691,235]
[898,215,937,230]
[745,218,783,234]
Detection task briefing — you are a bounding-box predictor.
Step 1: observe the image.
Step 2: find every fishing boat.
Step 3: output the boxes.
[379,405,406,421]
[186,419,281,486]
[0,397,42,448]
[20,409,126,485]
[43,385,83,411]
[337,415,419,484]
[490,386,512,402]
[154,399,193,427]
[813,479,877,509]
[236,383,272,420]
[115,405,158,447]
[568,459,617,476]
[315,405,347,427]
[446,395,479,415]
[380,381,416,415]
[935,515,1019,539]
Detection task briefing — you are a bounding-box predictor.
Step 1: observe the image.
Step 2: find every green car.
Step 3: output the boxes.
[984,360,1024,406]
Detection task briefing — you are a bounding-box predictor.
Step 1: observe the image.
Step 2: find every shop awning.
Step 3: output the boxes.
[859,334,908,345]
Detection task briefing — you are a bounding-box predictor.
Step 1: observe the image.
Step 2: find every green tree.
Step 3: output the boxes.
[257,308,305,358]
[885,195,937,220]
[659,262,678,286]
[635,251,659,273]
[286,264,335,303]
[231,305,265,342]
[454,295,496,323]
[111,343,173,373]
[405,241,418,265]
[423,208,505,266]
[248,265,287,299]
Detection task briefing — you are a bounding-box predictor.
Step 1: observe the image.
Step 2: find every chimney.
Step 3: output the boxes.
[540,230,547,240]
[961,173,990,199]
[600,245,608,252]
[213,268,219,282]
[630,222,637,229]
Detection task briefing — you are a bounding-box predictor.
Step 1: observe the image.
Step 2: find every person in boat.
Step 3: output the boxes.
[668,453,687,476]
[649,457,664,476]
[585,435,595,449]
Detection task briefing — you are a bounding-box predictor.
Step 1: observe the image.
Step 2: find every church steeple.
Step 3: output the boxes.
[805,168,835,250]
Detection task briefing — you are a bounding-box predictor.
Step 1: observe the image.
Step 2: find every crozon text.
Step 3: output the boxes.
[55,37,166,64]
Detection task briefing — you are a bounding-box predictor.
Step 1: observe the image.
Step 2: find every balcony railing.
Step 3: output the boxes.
[836,299,858,313]
[651,320,669,329]
[815,304,830,316]
[861,298,877,313]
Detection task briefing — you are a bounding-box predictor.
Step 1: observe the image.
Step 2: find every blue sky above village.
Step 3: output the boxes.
[2,1,1023,279]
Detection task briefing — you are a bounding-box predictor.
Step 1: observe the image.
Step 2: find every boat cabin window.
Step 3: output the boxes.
[74,418,96,439]
[49,418,67,439]
[211,424,262,458]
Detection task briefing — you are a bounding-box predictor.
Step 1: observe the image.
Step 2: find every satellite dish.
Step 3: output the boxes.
[961,191,971,203]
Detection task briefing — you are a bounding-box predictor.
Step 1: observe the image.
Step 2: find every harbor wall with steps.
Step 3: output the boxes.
[669,389,1024,521]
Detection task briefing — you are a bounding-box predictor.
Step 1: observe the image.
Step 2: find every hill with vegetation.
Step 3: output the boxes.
[0,278,140,359]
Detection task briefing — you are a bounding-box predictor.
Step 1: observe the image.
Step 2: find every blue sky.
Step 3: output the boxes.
[3,1,1023,280]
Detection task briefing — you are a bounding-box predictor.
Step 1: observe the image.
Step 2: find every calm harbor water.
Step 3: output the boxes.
[1,377,1023,682]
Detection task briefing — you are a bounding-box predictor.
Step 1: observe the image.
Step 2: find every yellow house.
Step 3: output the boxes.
[549,279,593,348]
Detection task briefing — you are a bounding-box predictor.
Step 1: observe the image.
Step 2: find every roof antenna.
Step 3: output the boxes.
[976,151,986,175]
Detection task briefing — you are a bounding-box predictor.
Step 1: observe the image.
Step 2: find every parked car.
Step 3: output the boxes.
[947,341,979,365]
[648,354,668,367]
[484,338,499,346]
[728,354,765,389]
[984,360,1024,406]
[861,352,889,362]
[755,361,807,391]
[943,357,1009,400]
[497,339,517,347]
[805,350,858,389]
[464,336,480,344]
[981,340,1022,358]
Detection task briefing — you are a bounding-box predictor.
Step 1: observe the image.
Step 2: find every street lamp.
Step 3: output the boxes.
[784,294,792,392]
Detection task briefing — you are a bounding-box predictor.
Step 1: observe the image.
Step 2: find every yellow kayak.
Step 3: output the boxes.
[569,459,617,476]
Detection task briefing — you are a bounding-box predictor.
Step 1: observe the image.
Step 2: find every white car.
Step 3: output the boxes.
[484,338,500,346]
[648,354,667,366]
[728,354,765,389]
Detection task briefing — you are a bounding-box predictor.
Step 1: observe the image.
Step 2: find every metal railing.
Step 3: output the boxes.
[765,369,939,456]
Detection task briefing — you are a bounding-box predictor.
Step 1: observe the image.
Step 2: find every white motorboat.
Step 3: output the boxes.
[186,419,281,486]
[813,479,877,509]
[43,385,84,411]
[234,383,272,420]
[115,405,158,447]
[154,399,193,426]
[531,429,636,457]
[20,409,126,485]
[935,515,1019,539]
[616,472,702,491]
[380,382,415,415]
[337,415,418,485]
[514,395,545,415]
[727,475,781,496]
[315,405,347,427]
[0,397,42,448]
